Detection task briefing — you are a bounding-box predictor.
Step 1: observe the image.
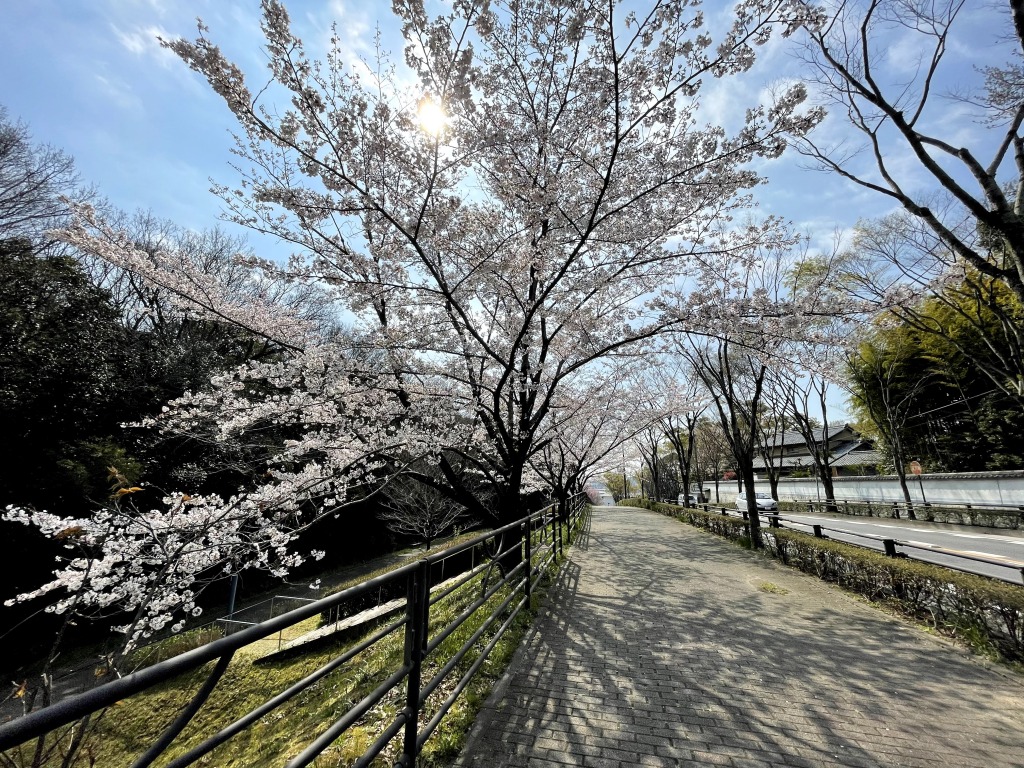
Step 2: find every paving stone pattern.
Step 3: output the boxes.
[455,506,1024,768]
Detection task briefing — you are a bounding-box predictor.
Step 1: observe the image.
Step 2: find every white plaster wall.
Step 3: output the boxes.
[754,472,1024,508]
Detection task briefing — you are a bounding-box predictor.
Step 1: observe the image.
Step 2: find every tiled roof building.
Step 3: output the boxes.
[755,423,881,476]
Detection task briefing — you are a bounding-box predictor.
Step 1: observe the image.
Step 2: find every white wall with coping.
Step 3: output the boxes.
[754,471,1024,507]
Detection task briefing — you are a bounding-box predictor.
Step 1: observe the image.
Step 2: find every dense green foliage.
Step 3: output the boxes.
[0,239,150,661]
[0,239,140,509]
[846,289,1024,472]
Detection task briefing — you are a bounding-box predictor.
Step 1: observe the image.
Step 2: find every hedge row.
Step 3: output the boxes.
[785,499,1023,529]
[621,497,1024,663]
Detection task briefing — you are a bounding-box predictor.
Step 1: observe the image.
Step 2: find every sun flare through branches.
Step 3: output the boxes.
[417,96,447,136]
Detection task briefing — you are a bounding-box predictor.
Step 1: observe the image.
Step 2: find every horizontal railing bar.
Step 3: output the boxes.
[352,712,407,768]
[896,540,1024,568]
[418,574,527,704]
[427,561,490,607]
[417,594,530,751]
[285,664,413,768]
[760,514,1024,578]
[795,497,1024,512]
[531,551,556,593]
[424,559,528,658]
[420,509,554,566]
[161,612,408,768]
[130,653,233,768]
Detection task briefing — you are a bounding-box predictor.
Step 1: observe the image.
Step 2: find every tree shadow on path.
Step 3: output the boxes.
[459,506,1024,768]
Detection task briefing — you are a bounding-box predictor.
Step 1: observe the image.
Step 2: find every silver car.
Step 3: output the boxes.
[735,491,778,511]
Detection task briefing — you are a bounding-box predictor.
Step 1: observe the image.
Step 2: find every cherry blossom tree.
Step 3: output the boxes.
[753,368,795,500]
[633,356,710,505]
[670,226,818,544]
[693,416,732,503]
[684,334,770,544]
[530,370,647,517]
[145,0,822,526]
[14,0,828,674]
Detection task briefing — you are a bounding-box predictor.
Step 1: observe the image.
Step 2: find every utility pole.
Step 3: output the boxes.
[622,456,628,502]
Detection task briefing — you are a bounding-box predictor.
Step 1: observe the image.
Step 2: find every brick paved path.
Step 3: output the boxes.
[456,506,1024,768]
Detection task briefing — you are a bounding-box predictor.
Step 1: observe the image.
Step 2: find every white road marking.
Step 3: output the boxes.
[792,516,1024,543]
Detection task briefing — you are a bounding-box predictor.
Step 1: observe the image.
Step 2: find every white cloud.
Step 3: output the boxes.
[111,23,179,68]
[93,72,144,113]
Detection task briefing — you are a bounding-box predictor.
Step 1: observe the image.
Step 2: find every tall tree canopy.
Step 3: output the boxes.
[792,0,1024,317]
[0,107,95,252]
[61,0,823,533]
[847,303,1024,473]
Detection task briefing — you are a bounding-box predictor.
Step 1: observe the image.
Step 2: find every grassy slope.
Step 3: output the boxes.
[8,527,576,767]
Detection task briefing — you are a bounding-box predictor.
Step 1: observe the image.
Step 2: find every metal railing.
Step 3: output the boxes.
[781,497,1024,528]
[0,494,588,767]
[759,512,1024,584]
[684,501,1024,585]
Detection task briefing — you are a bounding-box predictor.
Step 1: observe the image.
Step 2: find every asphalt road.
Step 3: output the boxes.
[761,509,1024,585]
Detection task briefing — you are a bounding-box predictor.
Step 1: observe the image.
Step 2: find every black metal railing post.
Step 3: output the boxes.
[555,502,563,559]
[400,560,430,764]
[523,522,532,603]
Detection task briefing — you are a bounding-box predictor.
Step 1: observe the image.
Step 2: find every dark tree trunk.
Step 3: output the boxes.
[820,471,837,513]
[737,460,763,549]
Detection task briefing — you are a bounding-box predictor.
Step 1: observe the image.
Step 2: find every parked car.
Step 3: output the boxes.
[735,491,778,511]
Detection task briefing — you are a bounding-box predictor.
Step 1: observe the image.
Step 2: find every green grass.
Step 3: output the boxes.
[4,514,586,768]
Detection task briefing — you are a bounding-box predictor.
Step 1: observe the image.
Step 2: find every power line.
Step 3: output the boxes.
[905,388,999,421]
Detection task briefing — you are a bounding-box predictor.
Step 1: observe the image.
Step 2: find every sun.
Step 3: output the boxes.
[417,96,448,136]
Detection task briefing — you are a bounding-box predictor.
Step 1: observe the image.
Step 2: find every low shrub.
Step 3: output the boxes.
[621,498,749,543]
[765,529,1024,662]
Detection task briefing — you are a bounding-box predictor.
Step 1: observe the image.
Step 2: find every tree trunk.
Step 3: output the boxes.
[895,466,915,520]
[739,464,763,549]
[493,472,527,576]
[820,471,837,514]
[554,488,570,524]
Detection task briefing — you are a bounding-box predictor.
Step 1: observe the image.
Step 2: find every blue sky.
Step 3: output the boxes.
[2,1,370,243]
[1,1,1015,427]
[1,1,1009,258]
